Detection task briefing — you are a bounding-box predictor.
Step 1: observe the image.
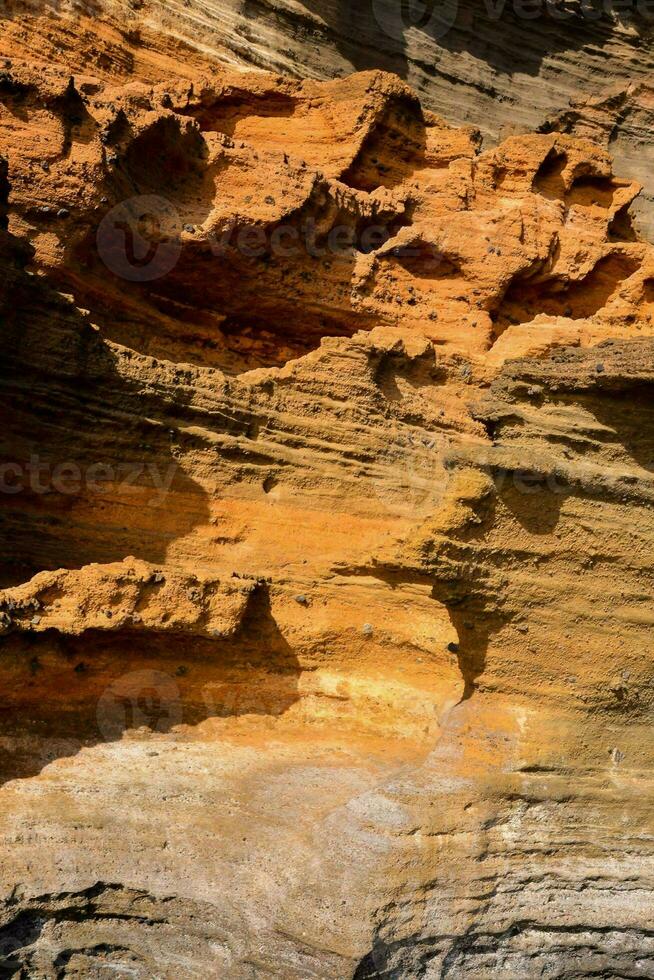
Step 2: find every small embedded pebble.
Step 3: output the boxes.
[30,615,41,626]
[362,623,373,636]
[184,224,195,233]
[596,363,605,374]
[57,208,70,218]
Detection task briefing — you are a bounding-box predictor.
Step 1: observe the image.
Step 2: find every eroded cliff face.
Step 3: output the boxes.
[0,19,653,980]
[5,0,654,240]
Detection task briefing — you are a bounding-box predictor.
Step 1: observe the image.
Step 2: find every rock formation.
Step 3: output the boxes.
[0,9,653,980]
[6,0,654,236]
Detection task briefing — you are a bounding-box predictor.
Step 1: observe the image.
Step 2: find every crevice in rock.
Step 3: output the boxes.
[533,149,621,211]
[179,89,299,136]
[609,202,640,242]
[340,95,427,192]
[490,252,641,339]
[533,147,568,199]
[111,115,212,214]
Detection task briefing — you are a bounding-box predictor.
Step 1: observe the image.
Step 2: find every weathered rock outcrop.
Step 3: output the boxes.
[5,0,654,238]
[0,19,653,980]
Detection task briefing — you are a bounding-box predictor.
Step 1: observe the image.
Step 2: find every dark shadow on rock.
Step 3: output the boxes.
[428,573,505,702]
[244,0,652,87]
[63,134,386,372]
[446,604,496,702]
[239,0,412,77]
[572,384,654,474]
[425,485,510,699]
[495,475,565,535]
[492,253,642,338]
[340,98,428,192]
[0,586,300,784]
[0,881,228,978]
[0,226,212,582]
[419,0,650,80]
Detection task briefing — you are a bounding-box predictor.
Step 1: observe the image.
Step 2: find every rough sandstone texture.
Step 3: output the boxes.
[5,0,654,237]
[0,14,654,980]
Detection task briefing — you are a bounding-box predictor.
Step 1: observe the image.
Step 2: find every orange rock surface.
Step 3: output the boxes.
[0,11,653,979]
